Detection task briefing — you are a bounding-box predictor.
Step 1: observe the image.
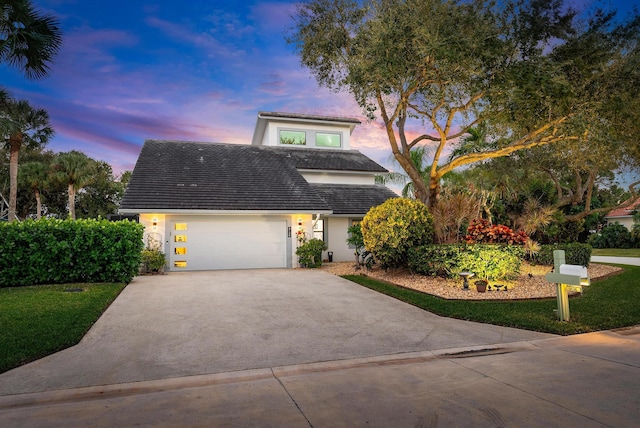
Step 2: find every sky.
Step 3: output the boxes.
[1,0,638,177]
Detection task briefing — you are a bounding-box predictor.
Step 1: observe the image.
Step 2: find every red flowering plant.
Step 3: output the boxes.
[465,219,528,245]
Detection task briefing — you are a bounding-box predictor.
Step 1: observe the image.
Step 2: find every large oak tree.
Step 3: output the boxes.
[289,0,639,208]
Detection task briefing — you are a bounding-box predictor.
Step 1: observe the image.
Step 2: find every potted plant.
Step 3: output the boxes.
[474,279,488,292]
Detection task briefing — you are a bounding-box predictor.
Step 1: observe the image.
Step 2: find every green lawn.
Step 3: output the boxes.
[0,283,126,374]
[343,264,640,335]
[592,248,640,257]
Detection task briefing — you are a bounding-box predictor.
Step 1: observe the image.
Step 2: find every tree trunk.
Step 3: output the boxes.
[427,177,440,210]
[382,108,429,205]
[8,137,21,222]
[392,151,429,204]
[35,188,42,219]
[68,183,76,220]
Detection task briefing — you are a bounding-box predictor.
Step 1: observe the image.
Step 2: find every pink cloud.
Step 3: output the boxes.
[258,75,287,95]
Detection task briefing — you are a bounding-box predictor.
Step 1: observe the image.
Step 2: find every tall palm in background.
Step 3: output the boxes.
[0,95,53,221]
[0,0,62,79]
[53,151,96,220]
[19,159,49,218]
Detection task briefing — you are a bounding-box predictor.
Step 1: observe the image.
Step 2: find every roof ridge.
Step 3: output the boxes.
[258,111,361,124]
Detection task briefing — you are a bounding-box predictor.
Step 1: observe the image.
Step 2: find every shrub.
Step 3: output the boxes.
[465,219,528,245]
[361,198,434,269]
[296,238,328,268]
[0,218,144,287]
[455,245,522,281]
[588,223,634,249]
[528,243,592,267]
[346,224,374,269]
[408,244,466,277]
[430,191,481,244]
[408,244,523,280]
[140,249,166,273]
[632,211,640,244]
[633,224,640,246]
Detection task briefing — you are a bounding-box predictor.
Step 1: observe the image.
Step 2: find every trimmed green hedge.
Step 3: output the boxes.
[0,218,144,287]
[408,244,524,281]
[527,243,592,267]
[408,244,467,277]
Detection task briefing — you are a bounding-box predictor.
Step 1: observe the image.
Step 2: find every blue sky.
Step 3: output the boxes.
[1,0,637,176]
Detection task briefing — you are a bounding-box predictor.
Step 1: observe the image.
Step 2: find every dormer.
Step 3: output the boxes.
[251,111,360,150]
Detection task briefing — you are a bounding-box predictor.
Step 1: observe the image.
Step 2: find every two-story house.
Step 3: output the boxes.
[119,112,397,271]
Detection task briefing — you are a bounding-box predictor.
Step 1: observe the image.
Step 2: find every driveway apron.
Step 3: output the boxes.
[0,270,554,395]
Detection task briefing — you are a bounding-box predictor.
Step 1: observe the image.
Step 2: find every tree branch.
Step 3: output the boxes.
[450,90,486,116]
[439,116,573,176]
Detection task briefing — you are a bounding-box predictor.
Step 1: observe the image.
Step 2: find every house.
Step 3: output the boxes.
[604,196,640,231]
[119,112,397,271]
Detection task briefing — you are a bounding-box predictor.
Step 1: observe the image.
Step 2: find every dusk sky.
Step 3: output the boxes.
[1,0,637,177]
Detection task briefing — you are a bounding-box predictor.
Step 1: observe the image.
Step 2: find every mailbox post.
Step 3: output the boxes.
[544,250,590,322]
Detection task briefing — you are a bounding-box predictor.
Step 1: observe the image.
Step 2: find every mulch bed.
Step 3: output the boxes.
[319,262,623,300]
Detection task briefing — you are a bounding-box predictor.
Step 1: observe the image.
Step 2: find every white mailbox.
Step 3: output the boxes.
[559,264,590,287]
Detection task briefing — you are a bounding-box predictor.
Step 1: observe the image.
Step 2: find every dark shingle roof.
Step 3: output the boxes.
[310,184,398,215]
[266,146,388,172]
[120,141,331,211]
[120,140,395,213]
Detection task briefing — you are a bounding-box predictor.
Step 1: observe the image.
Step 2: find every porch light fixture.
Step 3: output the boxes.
[152,218,158,230]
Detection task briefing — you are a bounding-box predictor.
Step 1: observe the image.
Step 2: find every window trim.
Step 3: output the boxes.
[277,128,343,148]
[313,218,325,241]
[315,131,342,148]
[278,129,307,146]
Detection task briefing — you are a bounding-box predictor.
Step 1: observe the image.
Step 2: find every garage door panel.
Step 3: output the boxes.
[170,217,288,271]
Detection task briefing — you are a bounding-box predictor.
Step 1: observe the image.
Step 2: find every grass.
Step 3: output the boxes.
[0,283,126,374]
[592,248,640,257]
[343,264,640,335]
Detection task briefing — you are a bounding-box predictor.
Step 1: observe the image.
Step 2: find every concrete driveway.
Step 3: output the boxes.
[0,270,554,395]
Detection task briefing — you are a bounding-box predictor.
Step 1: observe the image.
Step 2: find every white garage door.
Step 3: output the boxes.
[169,217,289,271]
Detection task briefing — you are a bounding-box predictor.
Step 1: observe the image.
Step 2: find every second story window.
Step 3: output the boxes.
[316,132,341,147]
[280,130,306,145]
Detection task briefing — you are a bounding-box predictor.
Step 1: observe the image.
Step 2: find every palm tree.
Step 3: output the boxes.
[0,0,62,79]
[53,151,96,219]
[0,95,53,221]
[19,159,49,218]
[377,146,432,198]
[447,124,491,162]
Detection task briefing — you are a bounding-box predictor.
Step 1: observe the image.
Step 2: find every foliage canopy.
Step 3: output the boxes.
[289,0,640,207]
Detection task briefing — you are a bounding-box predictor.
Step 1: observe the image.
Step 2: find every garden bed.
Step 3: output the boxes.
[320,262,623,300]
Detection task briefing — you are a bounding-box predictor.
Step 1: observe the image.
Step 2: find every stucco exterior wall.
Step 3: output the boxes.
[300,171,376,185]
[323,217,356,263]
[263,121,351,149]
[139,213,166,250]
